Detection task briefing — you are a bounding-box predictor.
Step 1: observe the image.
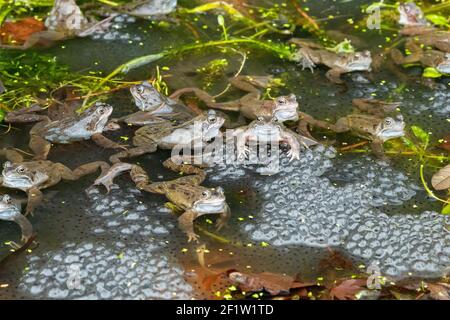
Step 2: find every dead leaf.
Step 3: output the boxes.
[329,279,367,300]
[318,248,355,272]
[427,283,450,300]
[439,135,450,152]
[0,18,46,45]
[228,271,315,296]
[431,164,450,190]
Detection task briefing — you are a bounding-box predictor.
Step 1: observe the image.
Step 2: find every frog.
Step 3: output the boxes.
[117,0,178,17]
[169,75,300,123]
[0,148,110,215]
[233,117,316,162]
[297,99,405,158]
[390,49,450,75]
[289,38,372,84]
[113,81,196,127]
[109,109,224,164]
[6,102,125,160]
[0,0,114,50]
[0,194,34,250]
[130,158,230,242]
[397,2,444,37]
[396,5,448,47]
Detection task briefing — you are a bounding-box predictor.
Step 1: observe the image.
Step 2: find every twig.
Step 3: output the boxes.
[419,164,450,205]
[291,0,320,31]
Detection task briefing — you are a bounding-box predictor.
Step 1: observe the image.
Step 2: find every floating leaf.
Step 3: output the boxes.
[411,125,429,147]
[228,271,314,296]
[427,283,450,300]
[0,17,45,45]
[423,67,442,78]
[431,164,450,190]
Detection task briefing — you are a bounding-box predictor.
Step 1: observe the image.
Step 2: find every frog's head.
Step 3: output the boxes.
[0,194,21,218]
[374,115,405,142]
[344,51,372,72]
[45,0,88,34]
[201,110,225,141]
[273,94,299,122]
[123,0,177,16]
[437,54,450,75]
[192,186,227,214]
[82,102,113,134]
[398,2,427,26]
[2,162,48,191]
[248,117,282,140]
[130,81,172,113]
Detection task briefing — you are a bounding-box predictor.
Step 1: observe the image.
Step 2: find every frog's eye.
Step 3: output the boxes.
[384,118,392,126]
[208,116,217,123]
[137,86,145,94]
[98,108,105,115]
[3,195,12,204]
[201,190,210,197]
[277,98,286,104]
[16,166,25,174]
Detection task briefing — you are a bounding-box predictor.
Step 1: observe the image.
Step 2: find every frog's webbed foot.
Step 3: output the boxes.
[29,135,51,160]
[295,48,316,72]
[371,141,388,160]
[93,162,135,193]
[178,210,200,243]
[215,204,231,231]
[25,188,43,216]
[91,133,128,150]
[109,144,157,164]
[325,68,345,84]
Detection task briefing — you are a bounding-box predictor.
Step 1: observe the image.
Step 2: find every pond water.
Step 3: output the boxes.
[0,0,449,299]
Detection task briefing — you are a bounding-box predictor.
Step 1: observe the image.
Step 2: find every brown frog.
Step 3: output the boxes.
[6,102,125,160]
[0,148,109,215]
[1,0,114,49]
[110,110,224,164]
[391,2,450,74]
[298,99,405,158]
[114,81,196,127]
[170,75,299,123]
[289,38,372,84]
[0,194,33,249]
[130,159,230,242]
[233,117,316,162]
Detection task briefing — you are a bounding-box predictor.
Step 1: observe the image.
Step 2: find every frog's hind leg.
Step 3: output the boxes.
[72,161,110,180]
[91,133,128,150]
[109,144,157,164]
[29,135,51,160]
[0,148,24,163]
[170,87,242,112]
[25,188,43,216]
[5,106,49,124]
[130,164,165,194]
[229,75,273,95]
[162,158,206,185]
